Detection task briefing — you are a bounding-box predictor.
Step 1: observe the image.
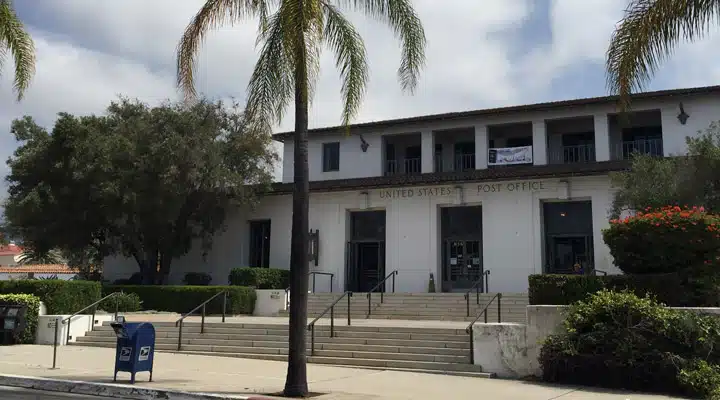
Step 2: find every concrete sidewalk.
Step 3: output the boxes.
[0,345,687,400]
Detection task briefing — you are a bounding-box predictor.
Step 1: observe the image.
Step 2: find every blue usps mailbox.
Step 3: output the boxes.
[110,316,155,384]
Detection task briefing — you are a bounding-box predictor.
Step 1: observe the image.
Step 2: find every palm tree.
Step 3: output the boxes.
[17,248,65,265]
[0,0,35,100]
[177,0,426,396]
[606,0,716,109]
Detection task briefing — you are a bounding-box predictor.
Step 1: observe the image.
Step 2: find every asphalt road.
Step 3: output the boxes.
[0,385,120,399]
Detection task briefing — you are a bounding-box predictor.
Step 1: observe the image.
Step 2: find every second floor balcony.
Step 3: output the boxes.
[548,143,596,164]
[385,158,421,176]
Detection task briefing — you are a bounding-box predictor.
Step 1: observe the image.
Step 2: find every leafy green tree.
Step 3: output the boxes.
[4,98,276,284]
[606,0,719,108]
[176,1,426,395]
[0,0,35,100]
[610,121,720,218]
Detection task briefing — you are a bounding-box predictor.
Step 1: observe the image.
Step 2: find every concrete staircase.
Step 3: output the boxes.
[281,293,528,323]
[72,321,491,377]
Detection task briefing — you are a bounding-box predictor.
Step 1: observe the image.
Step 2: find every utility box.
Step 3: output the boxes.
[0,304,28,345]
[110,316,155,383]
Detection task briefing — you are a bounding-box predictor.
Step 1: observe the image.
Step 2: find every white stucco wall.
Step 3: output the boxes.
[281,92,720,183]
[0,273,77,281]
[105,175,618,293]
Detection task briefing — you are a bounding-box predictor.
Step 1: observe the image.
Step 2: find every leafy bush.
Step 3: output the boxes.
[0,280,101,314]
[679,360,720,400]
[103,285,255,315]
[228,267,289,289]
[603,206,720,274]
[539,290,720,397]
[183,272,212,286]
[98,292,142,312]
[0,294,40,344]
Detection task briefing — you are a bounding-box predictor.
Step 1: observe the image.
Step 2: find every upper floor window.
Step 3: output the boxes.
[322,142,340,172]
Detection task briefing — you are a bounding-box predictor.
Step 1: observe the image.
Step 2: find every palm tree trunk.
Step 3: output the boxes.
[284,15,311,398]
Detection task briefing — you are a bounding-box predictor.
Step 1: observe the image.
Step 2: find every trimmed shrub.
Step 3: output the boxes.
[98,292,142,312]
[228,267,289,289]
[0,294,40,344]
[0,280,101,314]
[183,272,212,286]
[603,206,720,274]
[103,285,255,315]
[539,290,720,397]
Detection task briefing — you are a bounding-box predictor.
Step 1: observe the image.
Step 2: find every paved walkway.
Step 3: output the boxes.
[0,345,687,399]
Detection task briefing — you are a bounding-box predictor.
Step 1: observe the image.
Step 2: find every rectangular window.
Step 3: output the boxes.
[322,142,340,172]
[248,220,271,268]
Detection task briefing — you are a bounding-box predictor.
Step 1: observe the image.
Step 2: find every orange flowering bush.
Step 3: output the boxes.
[603,206,720,274]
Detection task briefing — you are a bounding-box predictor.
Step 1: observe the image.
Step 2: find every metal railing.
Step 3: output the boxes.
[465,293,503,364]
[454,153,475,171]
[366,270,398,317]
[464,270,491,317]
[404,158,421,174]
[285,271,336,309]
[174,290,228,351]
[385,158,421,175]
[53,291,122,369]
[613,138,663,160]
[548,144,595,164]
[307,291,353,356]
[593,269,608,276]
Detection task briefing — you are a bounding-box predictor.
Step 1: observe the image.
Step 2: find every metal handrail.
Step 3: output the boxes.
[593,269,608,276]
[174,290,228,351]
[465,293,502,364]
[53,291,123,369]
[285,271,336,309]
[366,270,398,317]
[307,291,353,356]
[464,270,491,317]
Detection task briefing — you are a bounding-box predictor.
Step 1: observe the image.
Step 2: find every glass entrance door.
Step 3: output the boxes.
[546,235,593,274]
[444,239,482,290]
[346,241,386,292]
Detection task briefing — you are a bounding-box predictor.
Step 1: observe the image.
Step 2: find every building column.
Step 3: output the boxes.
[474,125,488,169]
[421,130,434,173]
[593,113,610,161]
[532,120,547,165]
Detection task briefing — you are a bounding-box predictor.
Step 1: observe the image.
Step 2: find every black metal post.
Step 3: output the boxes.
[310,325,315,356]
[66,317,71,344]
[91,305,96,331]
[367,293,372,317]
[497,293,502,323]
[330,305,334,338]
[177,320,183,351]
[476,284,479,306]
[380,289,384,304]
[392,272,396,293]
[465,293,470,318]
[347,293,351,326]
[330,278,334,293]
[114,293,119,321]
[222,291,227,323]
[312,274,316,293]
[201,304,206,334]
[52,319,58,369]
[469,326,474,364]
[484,308,488,323]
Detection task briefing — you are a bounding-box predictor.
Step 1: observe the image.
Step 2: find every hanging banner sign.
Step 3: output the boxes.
[488,146,533,166]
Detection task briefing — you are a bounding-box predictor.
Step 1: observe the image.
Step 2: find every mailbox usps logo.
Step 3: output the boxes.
[139,346,151,361]
[119,347,132,361]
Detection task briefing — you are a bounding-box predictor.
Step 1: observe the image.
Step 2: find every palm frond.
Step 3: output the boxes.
[606,0,718,110]
[321,1,369,128]
[0,0,36,101]
[176,0,272,102]
[334,0,426,93]
[245,11,294,131]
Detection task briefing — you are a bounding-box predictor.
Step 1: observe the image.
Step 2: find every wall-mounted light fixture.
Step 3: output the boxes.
[453,185,465,205]
[558,179,570,200]
[359,134,369,152]
[358,191,370,210]
[308,229,320,266]
[677,102,689,125]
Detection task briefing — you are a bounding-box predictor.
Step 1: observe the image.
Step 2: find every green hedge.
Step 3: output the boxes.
[0,294,40,344]
[228,267,289,289]
[528,273,710,306]
[540,290,720,398]
[99,292,142,312]
[0,280,101,314]
[103,285,256,314]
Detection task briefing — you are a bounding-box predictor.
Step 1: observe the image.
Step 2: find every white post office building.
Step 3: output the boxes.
[104,86,720,294]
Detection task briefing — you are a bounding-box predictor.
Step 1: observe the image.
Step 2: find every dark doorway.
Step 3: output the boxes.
[543,201,594,274]
[440,206,483,291]
[346,210,386,292]
[248,220,271,268]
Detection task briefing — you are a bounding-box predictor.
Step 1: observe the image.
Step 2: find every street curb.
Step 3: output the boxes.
[0,373,269,400]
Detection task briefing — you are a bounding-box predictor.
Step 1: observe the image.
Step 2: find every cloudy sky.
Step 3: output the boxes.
[2,0,720,195]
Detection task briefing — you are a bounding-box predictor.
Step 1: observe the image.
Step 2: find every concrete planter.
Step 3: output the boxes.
[253,289,286,317]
